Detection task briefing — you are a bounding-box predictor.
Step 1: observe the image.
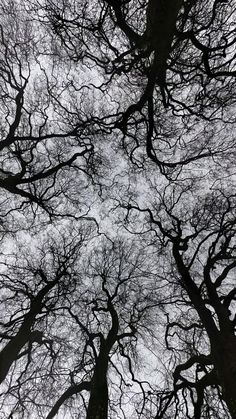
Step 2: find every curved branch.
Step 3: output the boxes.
[46,381,91,419]
[105,0,142,45]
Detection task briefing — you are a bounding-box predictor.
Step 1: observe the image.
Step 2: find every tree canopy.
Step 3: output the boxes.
[0,1,236,418]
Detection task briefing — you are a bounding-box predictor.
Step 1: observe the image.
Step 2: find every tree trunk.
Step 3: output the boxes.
[0,279,57,384]
[212,335,236,419]
[0,325,31,383]
[145,0,183,83]
[86,351,109,419]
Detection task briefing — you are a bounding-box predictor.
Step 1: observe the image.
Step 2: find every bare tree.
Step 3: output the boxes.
[122,187,236,418]
[0,1,103,220]
[0,1,235,418]
[42,238,163,419]
[0,222,94,407]
[41,0,236,177]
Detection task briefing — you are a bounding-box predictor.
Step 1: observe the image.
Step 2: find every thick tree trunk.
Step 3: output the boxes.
[145,0,183,83]
[212,336,236,419]
[173,245,236,418]
[222,381,236,419]
[0,279,57,384]
[86,352,109,419]
[86,298,118,419]
[0,323,32,383]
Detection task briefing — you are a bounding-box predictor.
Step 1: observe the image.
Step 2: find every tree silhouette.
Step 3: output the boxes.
[44,0,236,176]
[0,1,235,418]
[122,188,236,418]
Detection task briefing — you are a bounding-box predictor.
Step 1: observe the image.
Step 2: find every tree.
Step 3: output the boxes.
[122,187,236,418]
[0,0,102,221]
[0,224,91,375]
[42,0,236,176]
[0,1,236,418]
[0,232,163,419]
[43,237,162,419]
[0,222,94,415]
